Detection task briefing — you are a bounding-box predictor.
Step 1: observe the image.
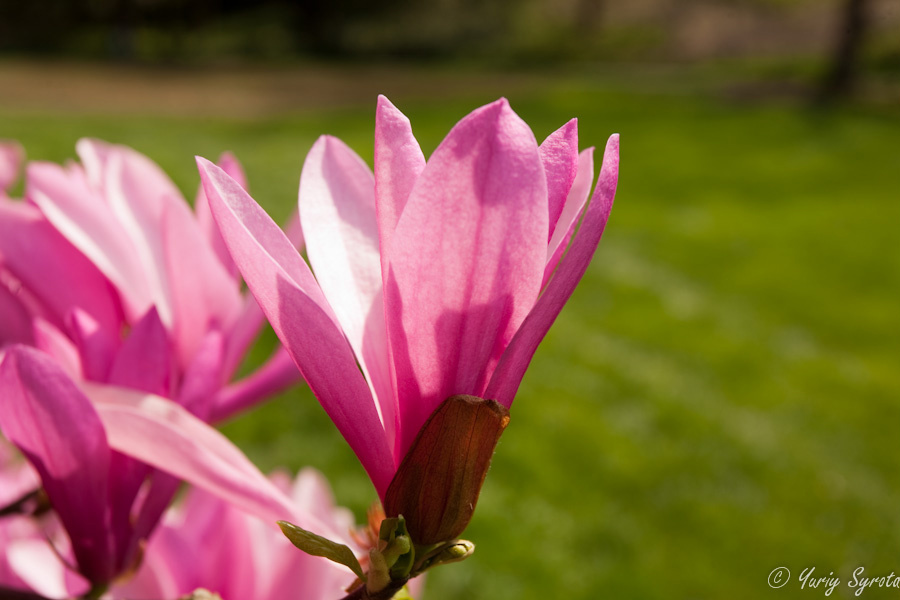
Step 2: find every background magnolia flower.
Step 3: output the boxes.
[198,96,619,551]
[1,463,361,600]
[0,345,363,600]
[0,437,42,594]
[0,139,302,420]
[0,141,303,592]
[121,469,357,600]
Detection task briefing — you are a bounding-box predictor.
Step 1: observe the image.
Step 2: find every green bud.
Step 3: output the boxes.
[366,548,392,595]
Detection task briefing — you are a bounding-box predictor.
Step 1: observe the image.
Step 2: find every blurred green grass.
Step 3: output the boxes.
[2,71,899,599]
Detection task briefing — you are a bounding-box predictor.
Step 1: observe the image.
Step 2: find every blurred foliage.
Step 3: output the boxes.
[0,0,898,71]
[2,66,897,599]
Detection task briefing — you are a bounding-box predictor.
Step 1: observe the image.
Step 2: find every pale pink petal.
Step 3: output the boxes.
[112,538,182,600]
[539,119,579,241]
[199,158,395,497]
[87,383,342,539]
[0,141,24,193]
[0,517,42,591]
[299,135,395,450]
[0,199,122,335]
[385,98,548,457]
[407,574,427,599]
[194,152,247,279]
[7,538,85,599]
[543,147,595,287]
[374,95,425,273]
[0,346,115,584]
[486,134,619,407]
[25,161,151,322]
[31,319,82,380]
[163,196,242,369]
[108,307,172,396]
[88,142,178,327]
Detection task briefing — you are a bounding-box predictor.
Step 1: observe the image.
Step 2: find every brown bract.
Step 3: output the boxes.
[384,395,510,546]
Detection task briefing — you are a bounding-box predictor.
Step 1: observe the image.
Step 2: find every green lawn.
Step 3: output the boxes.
[2,66,899,599]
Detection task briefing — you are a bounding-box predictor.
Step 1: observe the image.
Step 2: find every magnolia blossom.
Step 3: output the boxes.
[0,345,364,599]
[0,437,42,593]
[199,96,619,542]
[0,139,302,420]
[0,451,360,600]
[121,470,357,600]
[0,141,303,591]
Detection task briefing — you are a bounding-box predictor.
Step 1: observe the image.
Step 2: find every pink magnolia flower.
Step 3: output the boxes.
[119,470,361,600]
[0,139,302,420]
[0,141,303,591]
[0,345,357,599]
[0,437,42,594]
[198,96,619,540]
[0,434,362,600]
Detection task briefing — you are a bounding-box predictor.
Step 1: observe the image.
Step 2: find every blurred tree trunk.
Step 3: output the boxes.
[575,0,605,36]
[817,0,869,103]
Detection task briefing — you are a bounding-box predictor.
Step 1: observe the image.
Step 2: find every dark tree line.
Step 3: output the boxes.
[0,0,879,101]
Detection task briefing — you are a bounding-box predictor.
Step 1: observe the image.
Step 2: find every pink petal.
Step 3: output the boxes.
[543,147,595,287]
[7,538,86,599]
[194,152,247,280]
[374,95,425,274]
[299,136,395,450]
[212,347,302,423]
[221,212,302,379]
[486,134,619,407]
[108,307,172,396]
[176,330,225,420]
[112,540,182,600]
[66,309,118,383]
[0,199,123,336]
[199,158,395,497]
[221,294,265,379]
[86,141,178,326]
[31,318,82,380]
[0,346,115,584]
[539,119,579,242]
[0,279,33,345]
[25,161,151,323]
[0,141,24,193]
[163,195,242,369]
[87,384,342,539]
[385,98,548,457]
